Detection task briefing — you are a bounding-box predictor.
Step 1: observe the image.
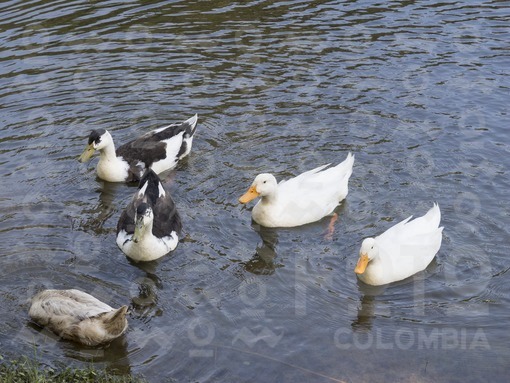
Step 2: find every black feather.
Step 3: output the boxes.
[138,169,162,206]
[124,165,144,184]
[136,202,149,216]
[88,129,106,145]
[152,192,182,238]
[116,169,181,239]
[116,119,196,170]
[176,141,188,159]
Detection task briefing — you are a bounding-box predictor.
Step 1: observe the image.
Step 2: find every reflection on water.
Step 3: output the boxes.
[0,0,509,382]
[352,295,375,332]
[80,180,125,233]
[243,223,281,275]
[128,264,163,320]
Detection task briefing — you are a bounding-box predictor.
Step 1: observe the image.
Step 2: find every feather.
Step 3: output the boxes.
[79,114,198,182]
[29,289,128,346]
[116,169,181,261]
[239,153,354,227]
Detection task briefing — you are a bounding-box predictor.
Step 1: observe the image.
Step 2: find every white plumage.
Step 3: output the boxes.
[239,153,354,227]
[355,203,443,286]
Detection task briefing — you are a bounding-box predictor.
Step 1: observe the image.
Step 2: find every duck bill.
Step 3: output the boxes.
[239,186,259,204]
[79,144,95,162]
[132,220,144,243]
[355,253,369,274]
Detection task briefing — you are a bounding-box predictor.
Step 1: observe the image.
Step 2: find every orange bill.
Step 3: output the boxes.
[354,253,369,274]
[239,186,259,204]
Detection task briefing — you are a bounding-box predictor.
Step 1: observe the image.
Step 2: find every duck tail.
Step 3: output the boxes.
[332,152,354,200]
[138,169,164,204]
[337,152,355,183]
[183,114,198,137]
[429,202,442,229]
[139,168,160,188]
[344,152,355,170]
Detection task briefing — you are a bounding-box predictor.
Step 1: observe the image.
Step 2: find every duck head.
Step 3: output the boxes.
[132,203,154,243]
[79,129,112,162]
[239,173,278,204]
[355,237,378,274]
[97,305,129,340]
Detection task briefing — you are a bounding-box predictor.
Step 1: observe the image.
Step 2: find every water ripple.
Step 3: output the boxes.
[0,0,509,381]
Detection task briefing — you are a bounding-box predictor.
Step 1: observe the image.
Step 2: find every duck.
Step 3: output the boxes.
[354,203,443,286]
[79,114,198,182]
[29,289,128,346]
[116,168,182,261]
[239,152,354,228]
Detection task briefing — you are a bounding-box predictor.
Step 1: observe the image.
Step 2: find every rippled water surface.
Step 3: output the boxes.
[1,1,509,382]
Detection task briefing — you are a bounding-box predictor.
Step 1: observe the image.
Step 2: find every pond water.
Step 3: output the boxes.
[0,0,509,382]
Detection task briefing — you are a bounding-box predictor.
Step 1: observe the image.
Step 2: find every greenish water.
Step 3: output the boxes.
[0,1,509,382]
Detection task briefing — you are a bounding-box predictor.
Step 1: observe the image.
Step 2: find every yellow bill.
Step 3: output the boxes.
[354,253,369,274]
[239,186,259,204]
[79,144,95,163]
[132,222,143,243]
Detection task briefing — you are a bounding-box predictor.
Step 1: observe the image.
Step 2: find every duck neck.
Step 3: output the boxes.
[98,141,117,163]
[368,254,381,270]
[260,189,278,205]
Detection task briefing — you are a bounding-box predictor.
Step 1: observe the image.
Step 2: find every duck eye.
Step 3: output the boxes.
[263,180,267,184]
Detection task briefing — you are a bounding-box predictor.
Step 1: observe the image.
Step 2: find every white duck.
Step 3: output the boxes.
[239,153,354,228]
[355,203,443,286]
[29,289,128,346]
[116,169,181,261]
[79,114,198,182]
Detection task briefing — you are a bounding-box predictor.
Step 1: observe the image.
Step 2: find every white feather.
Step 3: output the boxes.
[117,231,178,262]
[158,182,166,198]
[241,153,354,227]
[356,203,443,286]
[138,181,148,197]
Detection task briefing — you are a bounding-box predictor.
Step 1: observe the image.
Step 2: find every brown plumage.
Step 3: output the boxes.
[29,289,128,346]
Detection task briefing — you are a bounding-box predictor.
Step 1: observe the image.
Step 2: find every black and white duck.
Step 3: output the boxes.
[79,114,198,182]
[116,169,182,261]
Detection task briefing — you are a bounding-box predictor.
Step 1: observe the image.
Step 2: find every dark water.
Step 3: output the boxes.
[1,0,509,382]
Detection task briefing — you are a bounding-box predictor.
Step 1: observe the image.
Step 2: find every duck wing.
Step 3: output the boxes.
[152,193,182,238]
[376,204,442,267]
[277,163,330,196]
[30,289,113,324]
[116,115,198,169]
[399,203,441,237]
[378,204,441,246]
[116,204,136,236]
[116,126,180,168]
[277,153,354,207]
[116,179,147,236]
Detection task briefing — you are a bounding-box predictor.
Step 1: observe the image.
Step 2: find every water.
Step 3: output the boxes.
[1,0,509,381]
